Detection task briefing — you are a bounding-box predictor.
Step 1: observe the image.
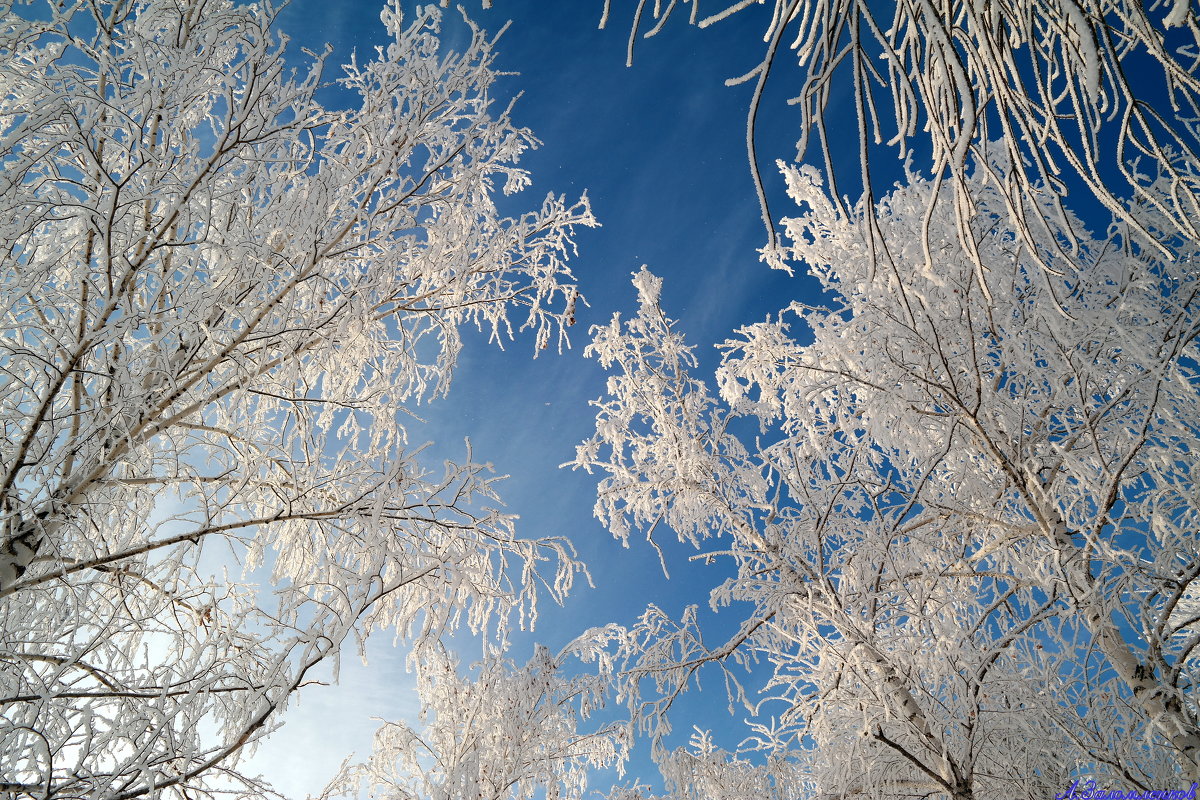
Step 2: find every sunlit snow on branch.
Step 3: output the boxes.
[0,1,593,796]
[573,157,1200,796]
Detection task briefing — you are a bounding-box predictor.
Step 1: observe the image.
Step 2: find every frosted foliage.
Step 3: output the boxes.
[0,2,593,797]
[607,0,1200,273]
[591,728,811,800]
[573,164,1200,796]
[643,729,811,800]
[318,643,629,800]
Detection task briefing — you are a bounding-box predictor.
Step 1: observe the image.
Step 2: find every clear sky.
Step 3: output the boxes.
[246,1,821,795]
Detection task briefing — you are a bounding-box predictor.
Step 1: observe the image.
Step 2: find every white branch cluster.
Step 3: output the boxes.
[572,158,1200,796]
[608,0,1200,277]
[0,1,599,797]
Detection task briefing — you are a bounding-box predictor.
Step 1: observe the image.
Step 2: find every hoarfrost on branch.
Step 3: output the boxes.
[0,1,597,796]
[605,0,1200,277]
[573,161,1200,796]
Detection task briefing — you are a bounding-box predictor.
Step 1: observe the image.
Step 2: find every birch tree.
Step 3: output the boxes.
[572,162,1200,796]
[0,1,593,796]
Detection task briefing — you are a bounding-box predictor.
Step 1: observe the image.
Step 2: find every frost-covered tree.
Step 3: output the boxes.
[0,1,594,796]
[610,729,811,800]
[603,0,1200,273]
[317,641,629,800]
[572,162,1200,796]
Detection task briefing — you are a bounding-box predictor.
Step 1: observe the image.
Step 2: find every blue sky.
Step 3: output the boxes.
[240,1,832,795]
